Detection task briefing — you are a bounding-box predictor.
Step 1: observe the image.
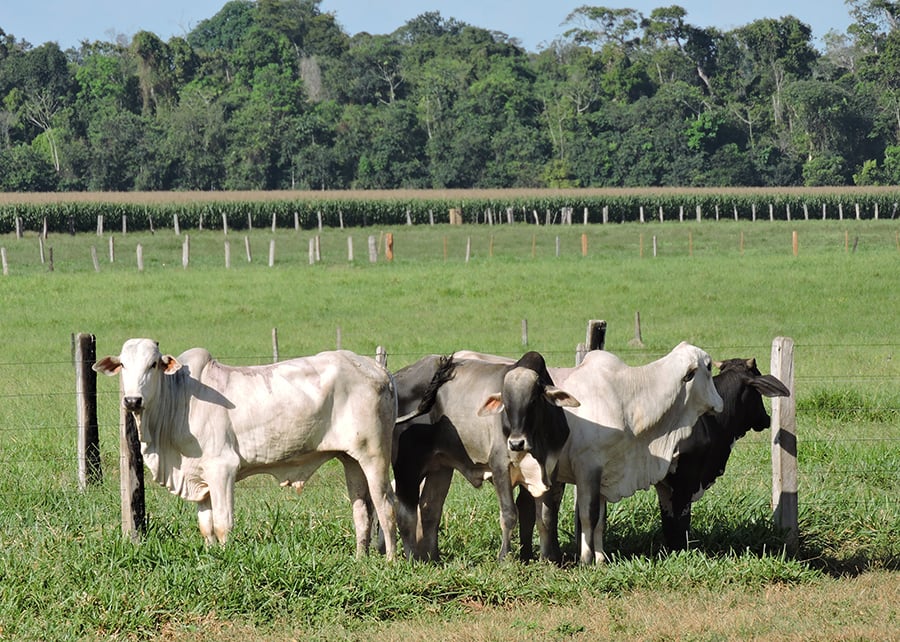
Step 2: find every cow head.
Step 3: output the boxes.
[715,358,790,435]
[477,365,579,452]
[94,338,182,415]
[675,342,724,417]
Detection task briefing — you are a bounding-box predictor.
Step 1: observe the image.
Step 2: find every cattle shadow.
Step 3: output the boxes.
[542,510,898,577]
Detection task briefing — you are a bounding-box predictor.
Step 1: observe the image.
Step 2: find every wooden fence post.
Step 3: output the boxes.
[770,336,798,556]
[120,378,146,540]
[628,311,644,347]
[74,333,102,489]
[2,247,8,276]
[521,319,528,346]
[577,319,607,365]
[272,327,279,362]
[375,346,387,368]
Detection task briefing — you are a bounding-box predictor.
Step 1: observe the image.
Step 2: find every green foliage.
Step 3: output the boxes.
[853,158,884,185]
[0,144,59,191]
[2,1,897,190]
[802,153,849,186]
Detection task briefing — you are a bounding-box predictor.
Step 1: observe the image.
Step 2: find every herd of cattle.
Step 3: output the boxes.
[93,337,789,564]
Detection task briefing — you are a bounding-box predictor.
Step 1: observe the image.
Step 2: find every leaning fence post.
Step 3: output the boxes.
[770,336,798,556]
[120,378,146,540]
[74,333,102,489]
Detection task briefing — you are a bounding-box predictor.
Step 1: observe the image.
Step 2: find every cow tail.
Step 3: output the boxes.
[395,355,457,425]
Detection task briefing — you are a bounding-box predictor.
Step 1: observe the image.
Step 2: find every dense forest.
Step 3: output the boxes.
[1,0,899,192]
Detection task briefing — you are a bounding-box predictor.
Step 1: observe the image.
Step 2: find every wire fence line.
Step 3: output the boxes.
[2,340,896,481]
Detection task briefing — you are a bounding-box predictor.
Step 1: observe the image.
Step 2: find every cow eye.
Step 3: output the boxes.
[683,368,696,383]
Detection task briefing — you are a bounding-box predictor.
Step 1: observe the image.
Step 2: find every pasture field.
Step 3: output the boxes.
[0,219,897,640]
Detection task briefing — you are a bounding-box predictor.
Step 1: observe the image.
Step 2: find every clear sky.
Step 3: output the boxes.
[3,1,855,53]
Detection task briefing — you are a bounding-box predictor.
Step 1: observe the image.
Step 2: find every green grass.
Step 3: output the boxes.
[0,219,897,639]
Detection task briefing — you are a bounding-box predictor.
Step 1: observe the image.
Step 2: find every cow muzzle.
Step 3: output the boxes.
[507,436,530,452]
[123,396,143,412]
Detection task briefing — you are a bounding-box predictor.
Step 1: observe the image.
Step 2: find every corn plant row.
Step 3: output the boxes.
[2,191,900,234]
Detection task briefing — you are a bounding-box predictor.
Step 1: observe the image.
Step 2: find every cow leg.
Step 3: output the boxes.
[516,488,536,562]
[392,449,426,561]
[591,497,608,564]
[537,482,565,564]
[575,470,605,564]
[342,457,374,558]
[197,496,216,545]
[492,471,518,561]
[204,469,236,544]
[655,482,692,551]
[357,458,398,562]
[419,467,453,561]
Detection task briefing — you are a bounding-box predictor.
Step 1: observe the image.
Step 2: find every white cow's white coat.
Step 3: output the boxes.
[549,342,724,564]
[95,338,398,558]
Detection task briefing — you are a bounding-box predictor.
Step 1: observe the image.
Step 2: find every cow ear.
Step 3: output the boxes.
[160,355,182,375]
[477,393,504,416]
[544,386,580,408]
[713,360,724,371]
[93,356,122,376]
[751,374,790,398]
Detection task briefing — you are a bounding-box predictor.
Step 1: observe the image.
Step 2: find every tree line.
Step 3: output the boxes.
[1,0,899,192]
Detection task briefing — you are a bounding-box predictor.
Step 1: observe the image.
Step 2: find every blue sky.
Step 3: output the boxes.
[3,1,855,53]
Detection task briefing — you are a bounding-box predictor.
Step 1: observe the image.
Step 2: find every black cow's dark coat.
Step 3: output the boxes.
[655,358,790,549]
[392,351,575,561]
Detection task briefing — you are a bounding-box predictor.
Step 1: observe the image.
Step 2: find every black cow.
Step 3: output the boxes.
[654,357,790,550]
[392,351,578,561]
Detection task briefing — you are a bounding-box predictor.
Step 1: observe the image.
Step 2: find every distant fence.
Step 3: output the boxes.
[69,322,804,554]
[3,225,899,276]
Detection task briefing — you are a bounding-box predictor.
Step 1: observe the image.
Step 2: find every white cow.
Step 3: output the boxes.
[546,342,724,564]
[94,338,399,559]
[457,345,724,564]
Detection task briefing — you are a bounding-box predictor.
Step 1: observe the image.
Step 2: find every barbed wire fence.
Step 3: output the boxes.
[0,329,897,554]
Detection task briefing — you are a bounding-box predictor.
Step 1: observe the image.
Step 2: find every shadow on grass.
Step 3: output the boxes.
[542,516,899,577]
